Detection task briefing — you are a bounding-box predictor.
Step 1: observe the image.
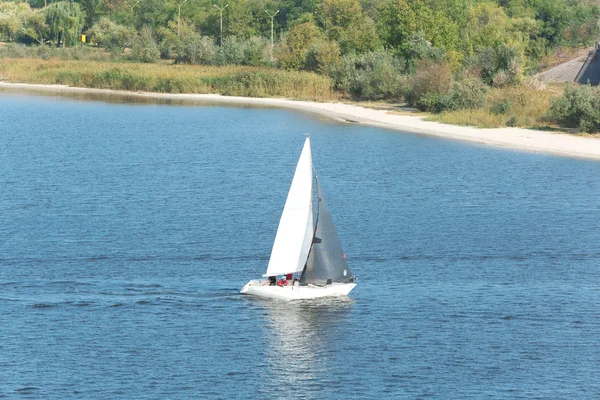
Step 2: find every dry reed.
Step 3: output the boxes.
[429,86,558,129]
[0,58,338,101]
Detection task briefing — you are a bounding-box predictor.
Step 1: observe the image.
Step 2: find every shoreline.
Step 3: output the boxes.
[2,81,600,161]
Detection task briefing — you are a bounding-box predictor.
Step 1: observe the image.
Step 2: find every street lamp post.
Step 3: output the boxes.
[124,0,140,13]
[175,0,187,36]
[213,3,228,46]
[313,11,326,33]
[264,9,279,47]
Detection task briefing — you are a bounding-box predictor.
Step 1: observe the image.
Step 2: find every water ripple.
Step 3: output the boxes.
[2,93,600,399]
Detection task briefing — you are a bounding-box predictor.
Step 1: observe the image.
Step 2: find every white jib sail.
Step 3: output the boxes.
[264,137,314,277]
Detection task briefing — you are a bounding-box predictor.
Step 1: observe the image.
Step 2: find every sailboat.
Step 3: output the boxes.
[241,136,356,300]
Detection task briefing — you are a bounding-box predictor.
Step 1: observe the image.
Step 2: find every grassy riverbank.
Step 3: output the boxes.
[1,54,590,133]
[0,58,337,101]
[427,86,558,129]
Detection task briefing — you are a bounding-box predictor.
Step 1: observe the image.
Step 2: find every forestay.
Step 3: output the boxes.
[264,138,314,277]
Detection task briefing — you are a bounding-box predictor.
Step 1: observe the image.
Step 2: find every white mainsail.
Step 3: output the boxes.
[264,137,314,277]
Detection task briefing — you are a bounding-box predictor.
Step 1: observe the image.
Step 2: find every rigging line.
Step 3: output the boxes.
[301,175,320,282]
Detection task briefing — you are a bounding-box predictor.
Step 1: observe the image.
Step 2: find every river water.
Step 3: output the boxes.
[1,90,600,399]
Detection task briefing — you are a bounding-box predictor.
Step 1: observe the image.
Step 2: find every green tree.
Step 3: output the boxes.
[0,2,28,42]
[473,44,523,86]
[464,1,537,80]
[79,0,106,31]
[529,0,571,48]
[136,0,173,31]
[131,26,160,62]
[19,7,49,45]
[45,1,85,47]
[562,1,600,47]
[156,19,185,59]
[304,39,340,74]
[220,0,269,39]
[329,50,407,100]
[213,36,269,66]
[275,21,323,69]
[277,0,320,28]
[175,32,216,64]
[319,0,380,53]
[467,3,537,55]
[89,16,136,52]
[375,0,459,58]
[375,0,416,54]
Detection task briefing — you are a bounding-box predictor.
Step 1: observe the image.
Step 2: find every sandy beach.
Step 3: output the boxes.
[2,81,600,161]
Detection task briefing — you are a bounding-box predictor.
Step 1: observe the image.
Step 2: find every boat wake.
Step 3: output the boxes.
[0,279,246,309]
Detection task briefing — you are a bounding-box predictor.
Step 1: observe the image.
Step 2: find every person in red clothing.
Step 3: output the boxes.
[277,275,289,286]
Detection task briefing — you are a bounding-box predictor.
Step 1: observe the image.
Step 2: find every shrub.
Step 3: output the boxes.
[0,43,111,61]
[175,32,215,65]
[131,27,160,63]
[547,85,600,133]
[506,115,518,127]
[450,76,488,110]
[0,43,28,58]
[214,36,246,65]
[156,26,179,59]
[430,86,555,128]
[404,31,447,71]
[330,50,407,100]
[473,45,522,87]
[156,20,199,60]
[408,59,453,110]
[214,36,269,66]
[304,39,341,75]
[491,100,510,115]
[417,92,456,113]
[240,36,270,67]
[409,66,488,113]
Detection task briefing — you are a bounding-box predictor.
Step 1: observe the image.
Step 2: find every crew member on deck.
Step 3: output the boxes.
[277,275,288,286]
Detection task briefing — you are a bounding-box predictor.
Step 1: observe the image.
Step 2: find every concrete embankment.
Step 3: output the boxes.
[575,44,600,85]
[538,43,600,85]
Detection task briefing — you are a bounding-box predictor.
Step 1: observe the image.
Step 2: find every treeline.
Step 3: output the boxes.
[2,0,598,67]
[1,0,600,130]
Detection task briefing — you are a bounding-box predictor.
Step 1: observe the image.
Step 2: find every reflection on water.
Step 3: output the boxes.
[257,299,353,399]
[0,85,278,109]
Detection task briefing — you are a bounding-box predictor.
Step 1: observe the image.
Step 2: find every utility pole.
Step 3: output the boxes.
[175,0,187,36]
[313,11,326,33]
[213,3,228,46]
[124,0,140,13]
[264,9,279,47]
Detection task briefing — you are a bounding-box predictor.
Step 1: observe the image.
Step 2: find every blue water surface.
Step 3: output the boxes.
[1,91,599,399]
